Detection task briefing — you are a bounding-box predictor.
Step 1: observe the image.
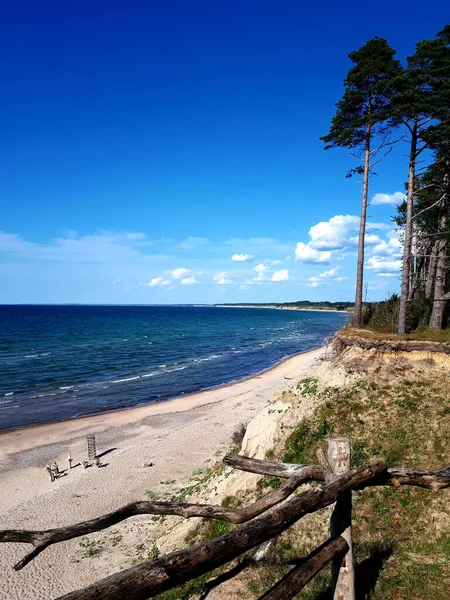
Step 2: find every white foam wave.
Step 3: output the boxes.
[111,375,141,384]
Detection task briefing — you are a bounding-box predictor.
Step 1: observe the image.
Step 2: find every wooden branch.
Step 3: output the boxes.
[223,454,324,481]
[57,463,386,599]
[0,474,306,571]
[258,536,348,600]
[224,454,450,491]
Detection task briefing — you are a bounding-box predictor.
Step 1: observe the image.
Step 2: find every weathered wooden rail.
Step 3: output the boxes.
[1,437,450,600]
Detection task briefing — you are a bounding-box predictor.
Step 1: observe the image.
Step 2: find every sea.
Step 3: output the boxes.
[0,305,347,431]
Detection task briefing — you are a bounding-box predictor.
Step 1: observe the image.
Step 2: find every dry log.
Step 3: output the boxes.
[56,462,385,599]
[223,454,324,480]
[0,473,307,571]
[224,454,450,491]
[258,536,348,600]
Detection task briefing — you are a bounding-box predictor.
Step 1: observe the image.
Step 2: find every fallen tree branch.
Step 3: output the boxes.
[223,454,324,480]
[57,462,385,599]
[258,536,348,600]
[0,474,307,571]
[224,454,450,491]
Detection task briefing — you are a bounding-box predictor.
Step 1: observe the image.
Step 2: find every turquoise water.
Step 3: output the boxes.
[0,305,347,430]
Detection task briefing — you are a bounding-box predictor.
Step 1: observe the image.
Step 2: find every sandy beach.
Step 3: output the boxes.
[0,346,324,599]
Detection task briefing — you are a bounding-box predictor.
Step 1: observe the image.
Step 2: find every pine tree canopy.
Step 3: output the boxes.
[320,37,401,149]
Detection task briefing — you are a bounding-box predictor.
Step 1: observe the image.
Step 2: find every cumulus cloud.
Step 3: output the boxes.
[371,192,406,206]
[146,277,171,287]
[295,242,331,264]
[180,276,199,285]
[253,263,271,280]
[367,257,402,272]
[309,215,360,250]
[320,267,340,278]
[214,271,233,285]
[377,273,398,277]
[231,253,255,263]
[372,230,402,258]
[172,268,191,280]
[271,269,289,282]
[295,214,390,265]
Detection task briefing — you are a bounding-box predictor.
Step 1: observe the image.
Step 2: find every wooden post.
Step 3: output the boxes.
[327,438,355,600]
[86,435,96,461]
[46,464,54,482]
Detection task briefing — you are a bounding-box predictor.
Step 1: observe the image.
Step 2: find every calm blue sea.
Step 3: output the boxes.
[0,305,347,430]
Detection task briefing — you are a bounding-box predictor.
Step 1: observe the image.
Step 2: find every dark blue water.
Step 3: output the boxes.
[0,305,346,430]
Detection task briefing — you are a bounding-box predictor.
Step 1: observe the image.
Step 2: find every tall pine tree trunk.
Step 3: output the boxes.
[425,242,438,298]
[353,124,371,327]
[429,216,447,329]
[398,120,418,334]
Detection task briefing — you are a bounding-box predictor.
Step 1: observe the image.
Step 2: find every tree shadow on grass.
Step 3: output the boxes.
[308,542,394,600]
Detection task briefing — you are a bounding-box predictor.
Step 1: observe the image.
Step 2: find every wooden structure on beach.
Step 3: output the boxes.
[2,437,450,599]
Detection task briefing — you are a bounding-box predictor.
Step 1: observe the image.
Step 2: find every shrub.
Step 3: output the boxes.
[231,423,247,448]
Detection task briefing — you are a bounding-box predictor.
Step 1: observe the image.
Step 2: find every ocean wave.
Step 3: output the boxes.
[111,375,141,384]
[59,385,74,390]
[193,355,220,363]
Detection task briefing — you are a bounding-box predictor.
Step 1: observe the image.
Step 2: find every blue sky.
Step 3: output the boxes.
[0,0,447,304]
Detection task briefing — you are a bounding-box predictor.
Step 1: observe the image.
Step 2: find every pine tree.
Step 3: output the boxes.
[321,37,401,327]
[393,27,450,333]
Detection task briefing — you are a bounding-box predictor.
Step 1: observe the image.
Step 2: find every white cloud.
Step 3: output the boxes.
[336,276,350,282]
[254,263,271,280]
[271,269,289,282]
[172,268,191,280]
[180,276,199,285]
[309,215,360,250]
[371,192,406,206]
[146,277,171,287]
[377,273,398,278]
[231,253,255,263]
[364,234,383,245]
[320,267,340,278]
[295,242,331,264]
[372,231,402,258]
[307,280,319,288]
[367,257,402,272]
[214,271,233,285]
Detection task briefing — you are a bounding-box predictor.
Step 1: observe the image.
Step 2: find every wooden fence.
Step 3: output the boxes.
[1,437,450,600]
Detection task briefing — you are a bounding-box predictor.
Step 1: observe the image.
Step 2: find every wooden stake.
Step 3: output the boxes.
[327,438,355,600]
[46,465,54,482]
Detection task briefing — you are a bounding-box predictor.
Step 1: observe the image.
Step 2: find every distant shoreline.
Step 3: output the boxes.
[215,304,350,314]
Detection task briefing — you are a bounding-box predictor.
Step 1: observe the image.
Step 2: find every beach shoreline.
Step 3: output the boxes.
[0,345,324,599]
[0,344,327,443]
[215,305,349,313]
